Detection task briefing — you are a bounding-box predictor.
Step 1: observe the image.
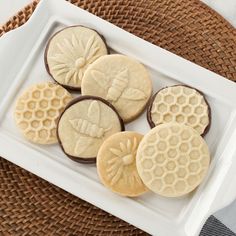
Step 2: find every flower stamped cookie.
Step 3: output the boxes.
[57,96,124,163]
[45,26,108,90]
[97,131,147,197]
[14,82,72,144]
[136,123,210,197]
[81,54,152,122]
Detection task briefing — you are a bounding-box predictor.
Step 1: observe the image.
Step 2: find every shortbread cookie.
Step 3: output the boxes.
[14,82,72,144]
[147,85,210,135]
[57,96,124,163]
[45,26,108,90]
[97,131,147,197]
[136,123,210,197]
[81,54,152,122]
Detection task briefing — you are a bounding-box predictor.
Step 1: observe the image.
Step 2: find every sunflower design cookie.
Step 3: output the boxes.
[45,26,108,90]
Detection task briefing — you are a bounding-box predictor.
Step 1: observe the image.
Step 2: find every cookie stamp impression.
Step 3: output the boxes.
[147,85,210,135]
[97,131,147,197]
[45,26,108,90]
[57,96,124,163]
[81,54,152,122]
[136,123,210,197]
[14,82,72,144]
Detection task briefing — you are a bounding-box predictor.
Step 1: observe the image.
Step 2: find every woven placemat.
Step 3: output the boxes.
[0,0,236,235]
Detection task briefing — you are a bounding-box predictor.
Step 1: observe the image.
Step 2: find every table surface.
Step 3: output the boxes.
[0,0,236,234]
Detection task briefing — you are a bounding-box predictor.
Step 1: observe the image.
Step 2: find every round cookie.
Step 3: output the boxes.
[57,96,125,163]
[97,131,147,197]
[136,123,210,197]
[14,82,72,144]
[45,26,108,90]
[147,85,211,136]
[81,54,152,123]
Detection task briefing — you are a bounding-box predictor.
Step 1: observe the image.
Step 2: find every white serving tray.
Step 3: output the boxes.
[1,0,236,235]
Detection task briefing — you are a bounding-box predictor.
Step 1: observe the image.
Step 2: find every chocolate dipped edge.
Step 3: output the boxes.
[44,25,110,91]
[57,95,125,164]
[147,84,211,137]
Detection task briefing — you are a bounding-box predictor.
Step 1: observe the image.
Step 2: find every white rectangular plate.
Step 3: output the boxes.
[1,0,236,235]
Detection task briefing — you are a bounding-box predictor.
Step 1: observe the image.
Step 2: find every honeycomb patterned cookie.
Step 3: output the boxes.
[14,82,72,144]
[147,85,211,135]
[97,131,147,197]
[136,123,210,197]
[45,26,108,90]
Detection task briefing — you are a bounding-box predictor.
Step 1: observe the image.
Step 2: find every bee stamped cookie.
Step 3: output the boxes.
[45,26,108,90]
[14,82,72,144]
[57,96,124,163]
[81,54,152,122]
[97,131,147,197]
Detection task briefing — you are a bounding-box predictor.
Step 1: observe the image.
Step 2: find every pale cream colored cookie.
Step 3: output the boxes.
[148,85,210,135]
[136,123,210,197]
[97,131,147,197]
[14,82,72,144]
[57,96,124,163]
[45,26,108,90]
[81,54,152,122]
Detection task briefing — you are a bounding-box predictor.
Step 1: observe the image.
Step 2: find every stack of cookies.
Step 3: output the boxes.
[14,25,211,198]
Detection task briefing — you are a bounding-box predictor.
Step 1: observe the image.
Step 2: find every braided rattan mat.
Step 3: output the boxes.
[0,0,236,235]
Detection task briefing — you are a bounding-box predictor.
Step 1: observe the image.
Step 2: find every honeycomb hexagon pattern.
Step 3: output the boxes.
[148,85,210,135]
[14,82,72,144]
[136,123,210,197]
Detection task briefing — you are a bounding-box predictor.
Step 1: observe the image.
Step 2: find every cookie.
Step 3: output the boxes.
[81,54,152,123]
[14,82,72,144]
[45,26,108,90]
[57,96,124,163]
[136,123,210,197]
[147,85,210,135]
[97,131,147,197]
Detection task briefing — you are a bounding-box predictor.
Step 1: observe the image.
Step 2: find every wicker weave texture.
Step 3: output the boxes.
[0,159,146,235]
[1,0,236,81]
[0,0,236,235]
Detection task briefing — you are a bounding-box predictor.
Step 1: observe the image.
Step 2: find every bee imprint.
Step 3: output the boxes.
[91,69,147,103]
[69,100,111,140]
[69,119,109,138]
[107,138,141,186]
